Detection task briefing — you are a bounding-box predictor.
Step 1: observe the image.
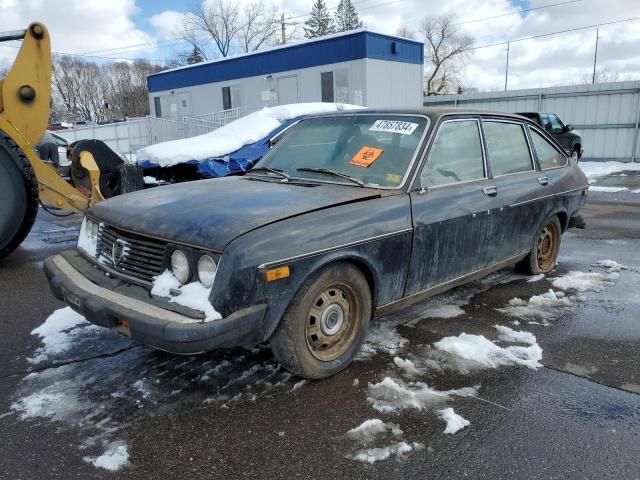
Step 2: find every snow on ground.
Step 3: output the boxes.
[438,408,470,434]
[367,377,477,413]
[143,175,158,184]
[137,103,363,167]
[579,161,640,180]
[393,357,422,377]
[83,442,129,471]
[350,442,425,464]
[527,274,546,283]
[358,323,409,359]
[592,260,628,273]
[151,270,221,322]
[494,325,537,345]
[589,186,628,193]
[347,419,403,444]
[497,289,575,323]
[433,332,542,370]
[552,271,618,292]
[28,307,100,364]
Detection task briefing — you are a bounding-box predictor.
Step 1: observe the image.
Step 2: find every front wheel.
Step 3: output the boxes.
[270,263,371,379]
[516,215,562,275]
[571,148,580,162]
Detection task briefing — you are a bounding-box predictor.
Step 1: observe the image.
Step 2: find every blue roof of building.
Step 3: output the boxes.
[148,29,424,93]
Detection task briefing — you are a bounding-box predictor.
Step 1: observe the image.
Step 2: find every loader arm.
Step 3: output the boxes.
[0,23,104,214]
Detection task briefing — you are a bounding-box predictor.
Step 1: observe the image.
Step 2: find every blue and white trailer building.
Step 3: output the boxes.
[147,29,424,118]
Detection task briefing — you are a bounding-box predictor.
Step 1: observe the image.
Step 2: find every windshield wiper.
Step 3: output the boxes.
[249,167,291,181]
[296,167,365,187]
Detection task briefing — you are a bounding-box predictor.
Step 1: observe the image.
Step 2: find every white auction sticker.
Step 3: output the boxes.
[370,120,419,135]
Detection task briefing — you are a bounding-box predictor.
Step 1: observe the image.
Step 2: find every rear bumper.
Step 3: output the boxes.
[44,254,267,354]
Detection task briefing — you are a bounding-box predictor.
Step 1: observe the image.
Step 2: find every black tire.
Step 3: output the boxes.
[270,263,372,379]
[516,215,562,275]
[118,163,144,194]
[0,131,39,259]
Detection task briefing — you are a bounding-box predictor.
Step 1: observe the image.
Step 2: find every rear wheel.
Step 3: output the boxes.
[0,132,39,259]
[270,263,371,379]
[517,215,562,275]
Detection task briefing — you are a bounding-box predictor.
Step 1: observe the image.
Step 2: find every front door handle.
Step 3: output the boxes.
[538,176,550,186]
[482,185,498,196]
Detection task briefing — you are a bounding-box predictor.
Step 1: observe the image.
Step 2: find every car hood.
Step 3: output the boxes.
[88,176,381,250]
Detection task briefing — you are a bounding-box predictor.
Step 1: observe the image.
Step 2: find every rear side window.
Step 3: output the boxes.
[483,121,533,176]
[422,120,485,187]
[530,129,567,169]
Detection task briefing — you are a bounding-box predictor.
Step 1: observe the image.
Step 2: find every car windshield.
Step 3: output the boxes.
[254,114,428,188]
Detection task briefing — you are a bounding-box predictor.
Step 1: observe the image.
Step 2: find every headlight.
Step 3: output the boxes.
[171,249,190,283]
[197,255,218,288]
[77,217,98,257]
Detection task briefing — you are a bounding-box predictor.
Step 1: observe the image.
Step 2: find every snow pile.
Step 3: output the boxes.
[433,332,542,370]
[151,270,221,322]
[552,271,618,292]
[438,407,470,434]
[589,186,627,193]
[417,304,466,320]
[358,323,409,359]
[366,377,477,413]
[497,289,574,322]
[83,442,129,471]
[527,274,545,283]
[351,442,424,464]
[347,419,403,444]
[28,307,99,364]
[592,259,628,273]
[579,161,640,180]
[495,325,537,345]
[137,103,363,167]
[393,357,422,377]
[143,175,159,184]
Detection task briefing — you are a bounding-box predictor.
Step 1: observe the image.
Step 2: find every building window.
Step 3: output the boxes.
[222,86,232,110]
[154,96,162,117]
[321,72,334,102]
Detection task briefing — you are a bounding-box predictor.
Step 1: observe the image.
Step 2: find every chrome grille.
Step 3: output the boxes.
[96,224,166,284]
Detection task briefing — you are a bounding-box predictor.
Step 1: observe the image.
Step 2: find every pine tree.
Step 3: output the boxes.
[334,0,362,32]
[186,46,205,65]
[304,0,335,38]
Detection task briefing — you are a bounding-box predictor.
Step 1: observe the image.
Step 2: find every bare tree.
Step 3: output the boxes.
[420,15,474,96]
[396,24,414,39]
[0,58,9,78]
[580,69,621,85]
[186,0,242,58]
[237,1,280,52]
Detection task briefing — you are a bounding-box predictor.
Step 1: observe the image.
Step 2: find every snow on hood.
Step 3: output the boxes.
[137,103,364,167]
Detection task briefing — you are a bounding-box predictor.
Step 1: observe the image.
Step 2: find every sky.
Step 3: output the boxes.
[1,0,640,92]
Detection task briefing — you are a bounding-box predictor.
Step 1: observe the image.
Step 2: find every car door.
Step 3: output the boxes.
[482,119,547,259]
[528,125,573,195]
[406,117,500,295]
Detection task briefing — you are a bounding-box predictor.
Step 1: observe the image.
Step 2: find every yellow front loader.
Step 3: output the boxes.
[0,23,135,258]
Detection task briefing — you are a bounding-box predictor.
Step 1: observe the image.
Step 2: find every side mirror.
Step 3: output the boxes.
[565,124,574,132]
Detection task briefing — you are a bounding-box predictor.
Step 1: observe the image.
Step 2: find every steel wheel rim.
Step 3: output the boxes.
[536,223,560,271]
[305,282,360,362]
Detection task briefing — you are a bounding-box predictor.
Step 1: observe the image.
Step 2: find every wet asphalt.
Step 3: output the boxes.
[0,176,639,480]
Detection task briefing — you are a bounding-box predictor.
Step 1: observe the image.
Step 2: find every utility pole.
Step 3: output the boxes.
[592,27,600,84]
[504,41,510,91]
[281,13,286,45]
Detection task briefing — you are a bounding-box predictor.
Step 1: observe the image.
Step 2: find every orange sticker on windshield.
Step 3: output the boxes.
[350,146,383,168]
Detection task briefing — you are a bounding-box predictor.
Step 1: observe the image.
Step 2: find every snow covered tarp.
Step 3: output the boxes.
[137,103,364,178]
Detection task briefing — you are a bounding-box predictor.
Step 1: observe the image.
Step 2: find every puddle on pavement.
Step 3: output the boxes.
[595,171,640,188]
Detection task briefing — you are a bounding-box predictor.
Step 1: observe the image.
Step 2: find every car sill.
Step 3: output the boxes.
[375,252,529,315]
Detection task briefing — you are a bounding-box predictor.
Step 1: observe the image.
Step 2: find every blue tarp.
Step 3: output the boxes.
[139,118,298,178]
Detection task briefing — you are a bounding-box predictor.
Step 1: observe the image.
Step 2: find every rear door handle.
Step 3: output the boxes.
[482,185,498,196]
[538,176,550,186]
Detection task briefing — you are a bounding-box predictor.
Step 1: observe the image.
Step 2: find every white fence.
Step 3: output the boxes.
[56,116,219,156]
[423,81,640,162]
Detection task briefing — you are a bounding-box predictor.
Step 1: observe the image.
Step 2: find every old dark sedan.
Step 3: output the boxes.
[44,109,589,379]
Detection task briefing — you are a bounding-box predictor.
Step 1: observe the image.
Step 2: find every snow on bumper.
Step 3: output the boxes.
[44,254,267,354]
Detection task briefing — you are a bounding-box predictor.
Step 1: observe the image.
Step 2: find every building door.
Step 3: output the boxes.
[321,72,334,102]
[178,92,192,118]
[277,75,299,105]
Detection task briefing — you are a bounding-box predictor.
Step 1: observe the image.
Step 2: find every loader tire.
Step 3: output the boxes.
[0,131,39,259]
[118,163,144,194]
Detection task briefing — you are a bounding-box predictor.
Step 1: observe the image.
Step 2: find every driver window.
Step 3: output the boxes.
[548,114,564,133]
[421,120,485,188]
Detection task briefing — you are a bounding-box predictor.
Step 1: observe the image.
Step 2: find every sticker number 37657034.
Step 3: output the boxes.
[370,120,419,135]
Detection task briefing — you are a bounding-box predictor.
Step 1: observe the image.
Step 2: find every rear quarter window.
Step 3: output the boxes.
[530,129,567,169]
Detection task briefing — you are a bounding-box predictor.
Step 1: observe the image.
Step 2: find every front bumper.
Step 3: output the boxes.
[44,253,267,354]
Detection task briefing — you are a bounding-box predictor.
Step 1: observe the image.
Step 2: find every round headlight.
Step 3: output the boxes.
[197,255,217,288]
[171,250,190,284]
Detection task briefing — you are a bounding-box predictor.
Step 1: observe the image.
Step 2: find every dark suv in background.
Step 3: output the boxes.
[517,112,583,161]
